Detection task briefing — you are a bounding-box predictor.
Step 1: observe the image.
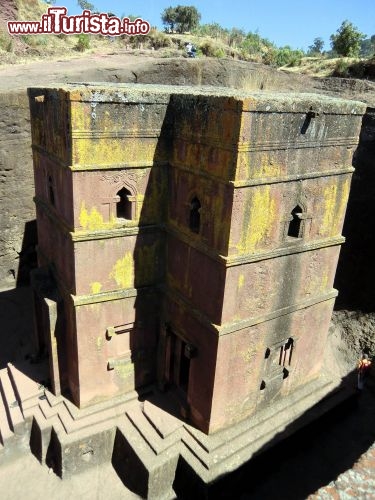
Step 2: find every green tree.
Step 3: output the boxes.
[161,5,201,33]
[77,1,95,10]
[330,20,366,57]
[161,6,178,32]
[308,37,324,55]
[174,5,201,33]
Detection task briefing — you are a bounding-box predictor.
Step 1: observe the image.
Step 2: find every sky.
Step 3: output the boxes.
[51,1,374,51]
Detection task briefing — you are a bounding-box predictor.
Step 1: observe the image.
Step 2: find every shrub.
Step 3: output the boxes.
[262,48,277,66]
[333,58,350,77]
[199,40,225,58]
[20,35,49,47]
[147,29,172,49]
[75,34,90,52]
[0,30,13,52]
[332,59,367,78]
[263,47,303,67]
[276,47,303,67]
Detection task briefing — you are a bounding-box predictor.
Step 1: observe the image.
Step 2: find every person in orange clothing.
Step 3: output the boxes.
[358,353,372,390]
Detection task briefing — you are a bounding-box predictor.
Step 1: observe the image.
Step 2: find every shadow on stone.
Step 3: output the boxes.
[0,287,42,374]
[111,428,149,498]
[29,416,43,463]
[16,219,38,288]
[172,370,375,499]
[334,107,375,312]
[45,428,62,476]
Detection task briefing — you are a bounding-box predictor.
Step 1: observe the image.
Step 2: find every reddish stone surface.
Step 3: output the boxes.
[28,84,366,434]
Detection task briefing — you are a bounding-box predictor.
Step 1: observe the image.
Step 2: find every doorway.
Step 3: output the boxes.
[165,331,191,396]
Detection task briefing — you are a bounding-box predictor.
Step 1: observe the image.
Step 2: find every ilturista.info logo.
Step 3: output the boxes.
[7,7,151,36]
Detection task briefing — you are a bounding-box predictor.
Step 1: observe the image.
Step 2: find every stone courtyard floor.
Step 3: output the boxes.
[0,387,374,499]
[310,441,375,500]
[1,287,375,499]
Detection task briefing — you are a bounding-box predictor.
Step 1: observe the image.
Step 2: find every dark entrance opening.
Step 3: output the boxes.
[166,332,191,395]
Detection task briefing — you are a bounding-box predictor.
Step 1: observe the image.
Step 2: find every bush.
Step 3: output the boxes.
[75,34,90,52]
[262,48,277,66]
[0,30,13,52]
[333,58,350,77]
[277,47,303,67]
[20,35,49,47]
[332,59,368,79]
[262,47,303,67]
[147,29,172,49]
[199,40,225,58]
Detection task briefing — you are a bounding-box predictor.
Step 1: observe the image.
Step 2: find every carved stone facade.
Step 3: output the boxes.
[28,84,365,435]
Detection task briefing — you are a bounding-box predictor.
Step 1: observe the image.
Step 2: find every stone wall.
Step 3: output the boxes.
[0,91,35,289]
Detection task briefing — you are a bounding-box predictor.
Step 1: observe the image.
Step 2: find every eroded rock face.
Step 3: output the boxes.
[0,92,36,289]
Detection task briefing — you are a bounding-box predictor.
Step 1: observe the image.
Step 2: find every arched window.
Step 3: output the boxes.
[288,205,303,238]
[116,188,132,220]
[48,176,55,206]
[189,197,201,233]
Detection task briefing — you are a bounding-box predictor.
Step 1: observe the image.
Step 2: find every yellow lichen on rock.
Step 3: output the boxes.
[90,282,102,294]
[79,202,105,231]
[321,184,338,236]
[110,252,134,289]
[321,178,349,237]
[238,274,245,289]
[238,186,275,253]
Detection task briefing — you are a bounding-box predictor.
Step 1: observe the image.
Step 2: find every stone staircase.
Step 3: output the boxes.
[0,364,40,465]
[0,362,354,499]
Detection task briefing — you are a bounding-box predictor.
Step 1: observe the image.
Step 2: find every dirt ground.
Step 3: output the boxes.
[0,49,374,107]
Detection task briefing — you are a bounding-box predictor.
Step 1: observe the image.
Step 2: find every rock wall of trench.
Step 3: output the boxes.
[0,91,35,289]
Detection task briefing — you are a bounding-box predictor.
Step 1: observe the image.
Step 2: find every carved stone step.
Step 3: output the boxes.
[7,363,44,413]
[0,369,24,433]
[113,419,178,500]
[0,384,13,446]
